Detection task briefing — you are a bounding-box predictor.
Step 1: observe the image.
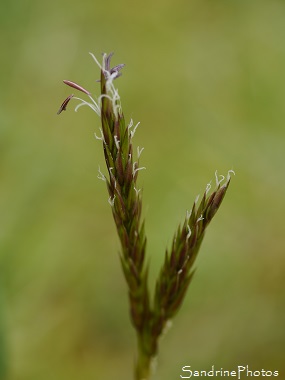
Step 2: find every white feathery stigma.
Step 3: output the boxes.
[108,195,116,207]
[186,225,192,241]
[97,166,106,181]
[114,135,120,149]
[133,162,146,177]
[197,214,204,223]
[227,169,236,182]
[137,146,144,159]
[205,181,212,195]
[94,128,105,143]
[130,121,140,139]
[134,186,141,196]
[186,209,192,221]
[215,170,225,187]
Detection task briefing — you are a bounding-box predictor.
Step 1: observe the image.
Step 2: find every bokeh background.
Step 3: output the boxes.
[1,0,285,379]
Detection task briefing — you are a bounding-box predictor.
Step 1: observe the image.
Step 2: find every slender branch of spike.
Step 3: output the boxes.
[98,55,150,336]
[151,170,235,340]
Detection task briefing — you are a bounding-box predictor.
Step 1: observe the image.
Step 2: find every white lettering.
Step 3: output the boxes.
[180,365,279,378]
[180,366,192,379]
[208,365,214,376]
[238,366,246,380]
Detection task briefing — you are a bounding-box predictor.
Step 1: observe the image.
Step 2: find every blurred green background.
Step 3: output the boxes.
[1,0,285,379]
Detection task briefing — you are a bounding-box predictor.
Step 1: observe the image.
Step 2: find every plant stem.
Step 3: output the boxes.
[135,337,154,380]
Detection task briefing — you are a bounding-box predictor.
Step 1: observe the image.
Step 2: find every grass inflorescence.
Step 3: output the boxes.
[57,52,234,380]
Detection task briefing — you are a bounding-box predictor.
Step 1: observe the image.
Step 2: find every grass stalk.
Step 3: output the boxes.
[135,337,153,380]
[57,51,234,379]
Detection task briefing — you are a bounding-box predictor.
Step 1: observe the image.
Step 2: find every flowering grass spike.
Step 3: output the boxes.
[57,52,234,380]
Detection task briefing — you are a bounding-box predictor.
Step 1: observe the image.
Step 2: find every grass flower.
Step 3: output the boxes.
[57,52,234,380]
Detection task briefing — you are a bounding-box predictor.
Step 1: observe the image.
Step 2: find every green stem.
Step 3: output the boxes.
[135,338,154,380]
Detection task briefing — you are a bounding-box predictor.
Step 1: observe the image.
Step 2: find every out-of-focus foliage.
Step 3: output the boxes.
[1,0,285,379]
